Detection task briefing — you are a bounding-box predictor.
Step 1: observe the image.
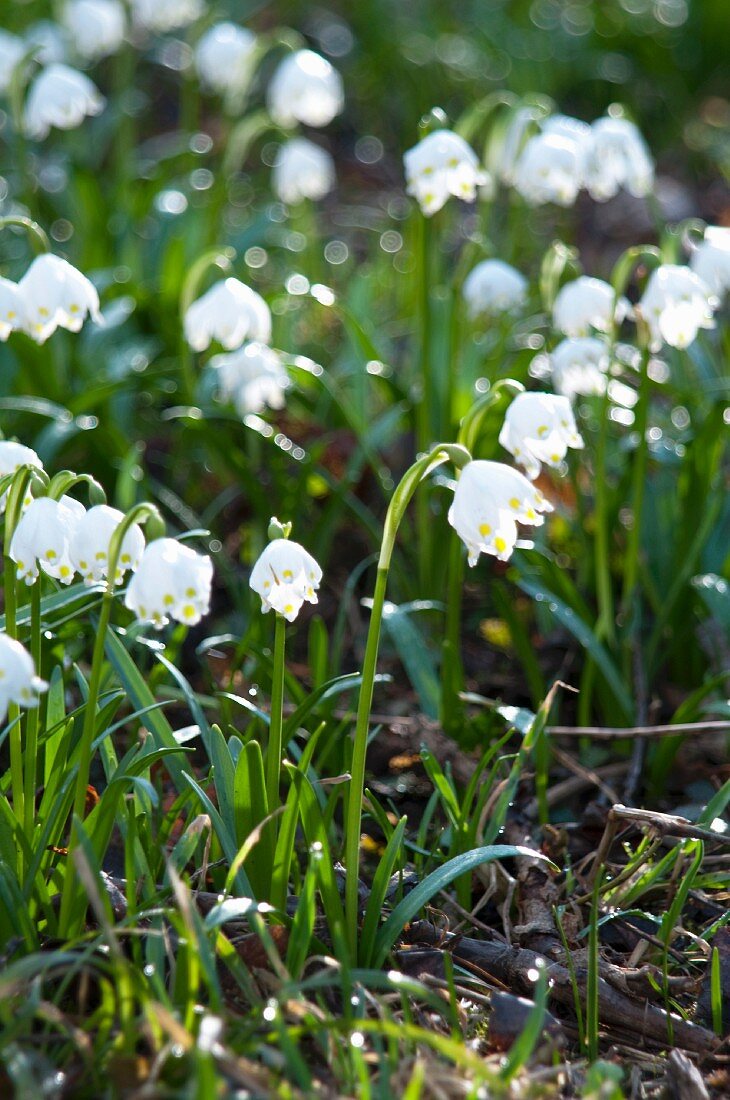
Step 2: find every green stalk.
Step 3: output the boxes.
[440,532,465,737]
[178,247,236,404]
[620,348,651,623]
[593,384,615,647]
[265,614,287,818]
[22,579,42,840]
[415,213,433,593]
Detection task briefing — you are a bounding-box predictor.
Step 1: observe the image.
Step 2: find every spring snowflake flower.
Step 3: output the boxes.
[637,264,716,350]
[448,460,552,566]
[690,227,730,300]
[272,137,335,205]
[0,30,25,94]
[513,132,583,207]
[125,538,213,628]
[0,441,43,513]
[553,276,628,337]
[69,505,145,586]
[62,0,126,61]
[249,539,322,622]
[24,63,105,140]
[267,49,344,129]
[584,116,654,202]
[25,21,67,65]
[194,22,256,98]
[0,278,25,341]
[9,495,85,585]
[462,259,528,318]
[0,634,47,723]
[130,0,203,33]
[549,337,610,400]
[543,114,592,171]
[404,129,489,216]
[184,278,271,353]
[499,391,584,480]
[18,254,102,344]
[211,343,290,418]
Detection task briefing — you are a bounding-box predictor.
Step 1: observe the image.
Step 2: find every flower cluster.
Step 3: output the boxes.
[404,129,490,216]
[0,253,101,345]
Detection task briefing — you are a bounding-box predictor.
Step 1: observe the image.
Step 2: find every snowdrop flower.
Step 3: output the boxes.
[638,264,716,350]
[462,259,528,318]
[249,539,322,622]
[130,0,203,33]
[24,63,105,140]
[0,441,43,513]
[212,343,290,418]
[69,505,145,586]
[499,391,584,480]
[0,30,25,94]
[184,278,271,352]
[690,226,730,300]
[267,49,344,129]
[19,254,102,344]
[553,276,628,337]
[62,0,126,62]
[125,538,213,628]
[513,133,583,207]
[25,22,67,65]
[0,278,25,341]
[448,460,552,566]
[195,22,256,98]
[0,634,47,723]
[543,114,592,173]
[549,337,610,400]
[272,137,335,205]
[9,495,85,585]
[584,116,654,202]
[404,129,489,216]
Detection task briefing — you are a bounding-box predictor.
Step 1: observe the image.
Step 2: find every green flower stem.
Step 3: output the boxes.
[415,212,434,593]
[22,579,42,840]
[265,613,287,821]
[440,531,465,735]
[620,348,651,625]
[0,215,50,253]
[593,384,615,647]
[344,442,471,959]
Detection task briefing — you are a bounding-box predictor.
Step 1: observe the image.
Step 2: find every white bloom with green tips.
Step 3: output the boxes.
[184,278,271,352]
[9,495,85,585]
[249,539,322,622]
[70,504,145,586]
[19,254,102,344]
[499,391,584,480]
[125,538,213,628]
[0,634,47,723]
[449,460,552,566]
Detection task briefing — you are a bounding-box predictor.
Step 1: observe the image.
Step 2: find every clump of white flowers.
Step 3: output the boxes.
[62,0,126,62]
[18,254,102,344]
[0,634,47,724]
[9,495,85,585]
[267,49,344,129]
[184,278,271,352]
[690,226,730,301]
[462,259,528,318]
[272,137,335,205]
[24,63,105,140]
[448,460,552,565]
[638,265,716,350]
[194,22,257,99]
[130,0,203,33]
[211,343,290,418]
[125,538,213,628]
[553,276,628,338]
[249,538,322,622]
[404,128,489,216]
[548,337,610,400]
[69,505,145,585]
[499,391,584,480]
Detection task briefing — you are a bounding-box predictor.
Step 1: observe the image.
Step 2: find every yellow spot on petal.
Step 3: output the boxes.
[537,425,548,437]
[509,498,520,509]
[46,549,57,560]
[163,594,175,606]
[284,604,294,614]
[479,523,492,537]
[494,536,507,554]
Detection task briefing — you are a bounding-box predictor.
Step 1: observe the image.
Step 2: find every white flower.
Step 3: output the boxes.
[62,0,126,62]
[130,0,203,32]
[513,132,583,207]
[448,460,552,566]
[211,342,290,418]
[549,337,610,400]
[499,391,584,480]
[9,494,85,585]
[195,22,256,98]
[690,226,730,300]
[69,504,145,586]
[272,137,335,205]
[0,441,43,513]
[553,276,628,337]
[25,21,67,65]
[493,105,536,185]
[249,539,322,622]
[24,63,105,140]
[0,634,47,723]
[638,264,716,350]
[543,114,592,172]
[184,278,271,353]
[584,116,654,202]
[0,30,25,94]
[0,278,25,341]
[404,129,489,216]
[462,259,528,318]
[267,49,344,129]
[18,253,102,344]
[125,538,213,628]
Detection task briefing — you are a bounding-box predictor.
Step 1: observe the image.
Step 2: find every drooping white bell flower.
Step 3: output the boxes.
[542,114,592,173]
[499,391,584,480]
[62,0,126,62]
[0,30,25,94]
[513,132,583,207]
[24,63,105,140]
[183,278,271,353]
[272,137,335,205]
[194,22,257,98]
[448,460,552,566]
[584,116,654,202]
[211,342,290,418]
[0,441,43,513]
[404,129,489,216]
[0,634,47,723]
[9,494,85,585]
[130,0,203,33]
[690,226,730,301]
[553,276,628,337]
[249,539,322,622]
[0,278,25,341]
[549,336,610,400]
[637,264,716,350]
[18,254,102,344]
[267,49,344,129]
[125,538,213,628]
[462,259,528,318]
[25,21,67,65]
[69,504,145,586]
